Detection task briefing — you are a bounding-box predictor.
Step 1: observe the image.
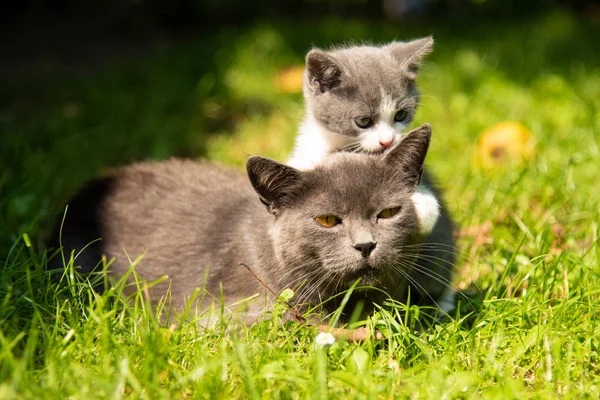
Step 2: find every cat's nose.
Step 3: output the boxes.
[379,139,393,148]
[353,241,377,257]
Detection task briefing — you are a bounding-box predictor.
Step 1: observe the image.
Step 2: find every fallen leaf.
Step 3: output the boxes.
[474,121,536,169]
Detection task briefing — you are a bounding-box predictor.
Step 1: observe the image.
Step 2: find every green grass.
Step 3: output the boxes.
[1,9,600,398]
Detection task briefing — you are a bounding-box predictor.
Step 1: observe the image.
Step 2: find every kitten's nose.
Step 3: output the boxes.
[379,139,393,148]
[353,241,377,257]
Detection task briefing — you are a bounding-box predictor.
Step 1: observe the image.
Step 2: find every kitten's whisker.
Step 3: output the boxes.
[337,142,363,153]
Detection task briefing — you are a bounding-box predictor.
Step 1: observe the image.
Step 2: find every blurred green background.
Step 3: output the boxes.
[0,0,598,271]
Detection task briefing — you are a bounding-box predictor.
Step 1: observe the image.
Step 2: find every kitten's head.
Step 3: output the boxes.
[303,37,433,154]
[247,124,438,305]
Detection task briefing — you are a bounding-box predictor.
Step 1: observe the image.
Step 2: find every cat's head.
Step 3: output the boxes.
[303,37,433,154]
[247,124,439,304]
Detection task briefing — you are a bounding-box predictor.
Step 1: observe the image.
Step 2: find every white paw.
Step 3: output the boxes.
[410,186,440,235]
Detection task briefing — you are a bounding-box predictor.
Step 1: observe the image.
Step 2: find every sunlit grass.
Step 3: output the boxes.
[1,10,599,398]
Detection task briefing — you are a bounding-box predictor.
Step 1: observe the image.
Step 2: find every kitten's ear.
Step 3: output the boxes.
[387,36,434,80]
[246,156,302,216]
[383,123,432,187]
[305,49,343,93]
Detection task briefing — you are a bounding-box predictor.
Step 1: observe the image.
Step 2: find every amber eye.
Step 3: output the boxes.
[378,207,401,219]
[354,116,373,129]
[315,215,341,228]
[394,110,408,123]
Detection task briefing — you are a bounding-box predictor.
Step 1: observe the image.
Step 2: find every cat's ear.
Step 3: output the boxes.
[383,123,432,188]
[246,156,302,216]
[384,124,438,235]
[305,49,343,93]
[387,36,434,80]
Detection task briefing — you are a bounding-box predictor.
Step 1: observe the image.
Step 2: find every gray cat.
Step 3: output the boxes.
[50,124,454,324]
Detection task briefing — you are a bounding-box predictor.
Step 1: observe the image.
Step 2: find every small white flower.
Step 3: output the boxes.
[315,332,336,346]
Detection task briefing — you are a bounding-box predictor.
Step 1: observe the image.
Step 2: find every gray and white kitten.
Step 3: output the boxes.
[51,124,454,323]
[288,37,434,169]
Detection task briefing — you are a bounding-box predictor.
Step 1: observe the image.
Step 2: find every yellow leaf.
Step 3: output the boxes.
[474,121,536,169]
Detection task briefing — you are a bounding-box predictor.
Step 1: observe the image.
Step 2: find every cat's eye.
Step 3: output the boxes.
[355,116,372,129]
[315,215,341,228]
[394,110,408,123]
[378,207,401,219]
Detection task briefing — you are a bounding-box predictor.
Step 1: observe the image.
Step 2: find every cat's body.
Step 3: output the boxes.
[55,159,275,322]
[51,125,454,323]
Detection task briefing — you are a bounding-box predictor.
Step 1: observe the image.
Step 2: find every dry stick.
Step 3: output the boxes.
[239,262,306,324]
[315,325,384,342]
[239,263,383,342]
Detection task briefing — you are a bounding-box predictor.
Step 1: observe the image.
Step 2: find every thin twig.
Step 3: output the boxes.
[240,262,306,324]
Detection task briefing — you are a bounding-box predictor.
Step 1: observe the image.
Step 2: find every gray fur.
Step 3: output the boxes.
[51,124,454,324]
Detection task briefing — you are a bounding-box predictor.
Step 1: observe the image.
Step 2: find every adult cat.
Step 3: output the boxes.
[51,124,453,323]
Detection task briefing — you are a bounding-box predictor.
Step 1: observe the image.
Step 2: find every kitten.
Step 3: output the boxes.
[288,37,434,170]
[50,124,454,324]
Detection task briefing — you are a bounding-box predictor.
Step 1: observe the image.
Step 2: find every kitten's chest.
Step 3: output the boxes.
[288,118,355,169]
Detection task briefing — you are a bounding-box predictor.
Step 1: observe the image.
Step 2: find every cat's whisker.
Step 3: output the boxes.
[276,269,325,301]
[273,260,315,284]
[401,242,469,258]
[337,142,364,154]
[399,251,483,295]
[388,262,436,305]
[283,270,324,296]
[272,256,319,284]
[400,253,456,274]
[396,262,448,310]
[397,258,478,309]
[298,272,336,306]
[295,268,331,299]
[394,247,481,308]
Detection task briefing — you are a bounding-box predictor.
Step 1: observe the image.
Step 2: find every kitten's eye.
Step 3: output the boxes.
[394,110,408,123]
[378,207,401,219]
[354,116,372,129]
[315,215,341,228]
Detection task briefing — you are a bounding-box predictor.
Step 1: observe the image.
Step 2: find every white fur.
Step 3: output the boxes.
[287,113,354,169]
[359,123,401,152]
[410,186,440,235]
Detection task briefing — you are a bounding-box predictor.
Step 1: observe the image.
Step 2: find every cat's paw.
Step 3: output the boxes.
[411,185,440,235]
